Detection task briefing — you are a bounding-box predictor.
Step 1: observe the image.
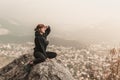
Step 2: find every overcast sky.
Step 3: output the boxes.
[0,0,120,25]
[0,0,120,43]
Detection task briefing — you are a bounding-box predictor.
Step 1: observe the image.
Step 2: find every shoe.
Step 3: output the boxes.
[24,63,33,73]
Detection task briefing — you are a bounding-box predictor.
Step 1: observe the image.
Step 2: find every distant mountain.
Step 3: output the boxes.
[0,18,86,48]
[0,18,33,36]
[49,37,87,49]
[0,18,34,43]
[0,36,86,49]
[0,35,33,43]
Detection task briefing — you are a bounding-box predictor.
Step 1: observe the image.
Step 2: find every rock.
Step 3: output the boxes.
[0,53,74,80]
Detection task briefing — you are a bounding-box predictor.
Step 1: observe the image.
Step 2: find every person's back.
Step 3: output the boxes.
[34,31,46,53]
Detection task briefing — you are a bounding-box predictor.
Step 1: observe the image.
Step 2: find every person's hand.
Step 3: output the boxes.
[47,25,50,28]
[46,58,50,61]
[45,25,49,30]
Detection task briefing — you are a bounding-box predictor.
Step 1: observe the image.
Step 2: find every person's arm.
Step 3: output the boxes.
[44,26,51,36]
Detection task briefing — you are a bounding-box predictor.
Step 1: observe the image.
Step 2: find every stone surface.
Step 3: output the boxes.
[0,53,74,80]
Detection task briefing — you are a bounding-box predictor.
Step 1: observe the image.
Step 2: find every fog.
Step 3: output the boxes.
[0,0,120,43]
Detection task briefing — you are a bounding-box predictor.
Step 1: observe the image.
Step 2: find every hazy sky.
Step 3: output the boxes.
[0,0,120,25]
[0,0,120,43]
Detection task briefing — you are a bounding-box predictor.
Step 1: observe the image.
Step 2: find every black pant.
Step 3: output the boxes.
[33,51,57,65]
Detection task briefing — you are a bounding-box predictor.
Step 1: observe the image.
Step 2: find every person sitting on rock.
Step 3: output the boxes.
[25,24,57,72]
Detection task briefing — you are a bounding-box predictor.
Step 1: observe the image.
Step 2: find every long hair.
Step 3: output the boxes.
[34,24,45,32]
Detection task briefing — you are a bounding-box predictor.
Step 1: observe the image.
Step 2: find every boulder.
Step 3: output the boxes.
[0,53,74,80]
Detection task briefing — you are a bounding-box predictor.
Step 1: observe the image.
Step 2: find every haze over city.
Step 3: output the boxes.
[0,0,120,43]
[1,1,120,80]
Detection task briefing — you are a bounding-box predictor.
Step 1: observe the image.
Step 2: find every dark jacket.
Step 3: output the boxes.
[34,26,51,57]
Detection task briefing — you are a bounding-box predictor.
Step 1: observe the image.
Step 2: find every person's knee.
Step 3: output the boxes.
[46,51,57,59]
[52,52,57,58]
[54,52,57,57]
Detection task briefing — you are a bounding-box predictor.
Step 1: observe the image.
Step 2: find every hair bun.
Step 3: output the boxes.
[34,24,45,31]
